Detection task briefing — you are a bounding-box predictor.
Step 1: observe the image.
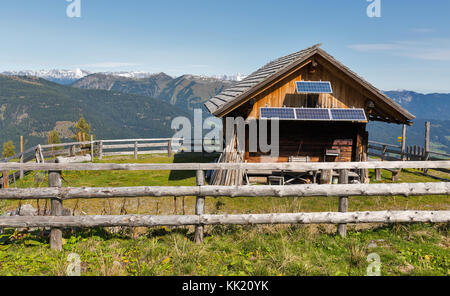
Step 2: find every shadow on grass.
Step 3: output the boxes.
[168,152,219,181]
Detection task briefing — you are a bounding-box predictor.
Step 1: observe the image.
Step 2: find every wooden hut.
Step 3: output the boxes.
[205,44,415,185]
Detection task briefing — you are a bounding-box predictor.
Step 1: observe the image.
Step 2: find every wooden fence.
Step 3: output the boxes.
[0,138,185,188]
[368,140,450,181]
[0,160,449,251]
[98,138,182,159]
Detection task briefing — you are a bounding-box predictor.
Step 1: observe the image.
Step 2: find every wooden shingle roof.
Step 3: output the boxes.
[205,44,321,115]
[205,44,415,124]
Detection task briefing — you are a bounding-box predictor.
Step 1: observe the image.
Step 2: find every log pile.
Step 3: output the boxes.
[210,133,246,186]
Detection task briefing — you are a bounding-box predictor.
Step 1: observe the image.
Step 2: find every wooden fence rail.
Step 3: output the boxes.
[1,160,449,172]
[1,161,449,250]
[0,211,448,228]
[0,182,449,200]
[368,141,450,181]
[0,138,187,187]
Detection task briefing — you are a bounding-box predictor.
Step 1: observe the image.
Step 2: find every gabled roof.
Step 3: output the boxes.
[205,44,415,124]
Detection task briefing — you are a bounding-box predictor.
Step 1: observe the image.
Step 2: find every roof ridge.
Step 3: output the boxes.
[261,43,322,69]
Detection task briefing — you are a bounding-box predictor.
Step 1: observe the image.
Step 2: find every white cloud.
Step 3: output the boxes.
[349,39,450,61]
[77,62,140,68]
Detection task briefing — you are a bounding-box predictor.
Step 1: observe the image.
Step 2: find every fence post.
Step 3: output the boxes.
[70,145,76,157]
[375,167,382,181]
[99,141,103,160]
[337,169,348,238]
[2,171,8,188]
[134,141,138,160]
[90,135,94,162]
[424,122,430,173]
[19,136,24,180]
[194,169,205,244]
[401,125,407,161]
[168,139,172,157]
[49,167,63,251]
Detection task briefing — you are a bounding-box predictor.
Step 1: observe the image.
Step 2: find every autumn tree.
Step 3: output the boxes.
[2,141,16,158]
[48,130,61,145]
[72,116,94,141]
[48,130,62,151]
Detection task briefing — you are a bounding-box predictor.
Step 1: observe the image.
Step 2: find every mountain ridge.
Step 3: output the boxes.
[0,74,191,149]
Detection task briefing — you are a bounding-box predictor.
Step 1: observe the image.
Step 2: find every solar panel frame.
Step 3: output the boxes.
[259,107,367,122]
[260,107,296,120]
[295,108,331,121]
[296,81,333,94]
[330,108,367,121]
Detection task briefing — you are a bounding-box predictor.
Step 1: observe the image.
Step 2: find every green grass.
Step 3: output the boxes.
[0,153,448,276]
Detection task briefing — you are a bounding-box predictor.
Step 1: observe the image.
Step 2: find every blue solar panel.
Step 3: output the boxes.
[259,108,367,122]
[296,81,333,94]
[295,108,331,120]
[260,107,295,119]
[330,109,367,121]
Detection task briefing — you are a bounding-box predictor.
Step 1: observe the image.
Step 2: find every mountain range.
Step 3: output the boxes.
[1,69,245,86]
[0,70,449,154]
[72,73,234,112]
[0,75,191,149]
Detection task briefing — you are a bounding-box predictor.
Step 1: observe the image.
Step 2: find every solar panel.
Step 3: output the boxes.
[259,107,367,122]
[296,81,333,94]
[330,109,367,121]
[260,107,295,119]
[295,108,331,120]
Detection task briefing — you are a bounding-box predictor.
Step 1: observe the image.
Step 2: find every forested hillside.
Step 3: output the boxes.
[72,73,233,112]
[0,75,191,150]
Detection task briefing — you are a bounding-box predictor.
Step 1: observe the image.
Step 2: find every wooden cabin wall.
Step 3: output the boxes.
[245,62,369,119]
[244,121,366,163]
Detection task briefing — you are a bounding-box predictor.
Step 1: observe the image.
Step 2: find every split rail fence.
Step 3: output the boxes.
[368,121,450,181]
[369,141,450,181]
[0,160,449,251]
[0,138,184,188]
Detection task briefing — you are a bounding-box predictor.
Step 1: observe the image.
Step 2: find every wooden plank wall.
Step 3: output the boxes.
[244,122,364,163]
[245,62,368,119]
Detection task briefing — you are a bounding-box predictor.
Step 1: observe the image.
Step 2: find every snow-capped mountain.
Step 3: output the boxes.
[1,69,91,85]
[209,73,247,81]
[101,71,165,79]
[1,68,247,84]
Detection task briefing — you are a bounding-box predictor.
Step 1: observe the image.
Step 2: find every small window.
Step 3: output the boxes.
[306,94,319,108]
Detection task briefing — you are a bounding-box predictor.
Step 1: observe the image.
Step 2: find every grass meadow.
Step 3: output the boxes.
[0,153,448,276]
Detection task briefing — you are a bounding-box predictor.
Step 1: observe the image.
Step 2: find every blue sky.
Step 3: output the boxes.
[0,0,449,93]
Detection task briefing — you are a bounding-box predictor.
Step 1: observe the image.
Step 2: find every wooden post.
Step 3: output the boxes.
[401,125,407,161]
[194,169,205,244]
[49,168,63,251]
[201,138,205,159]
[337,169,348,238]
[99,141,103,160]
[2,171,8,188]
[134,141,138,160]
[90,135,94,162]
[19,136,24,180]
[82,133,86,155]
[375,167,382,181]
[320,170,332,184]
[168,139,172,157]
[425,122,430,154]
[381,145,387,160]
[424,122,430,173]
